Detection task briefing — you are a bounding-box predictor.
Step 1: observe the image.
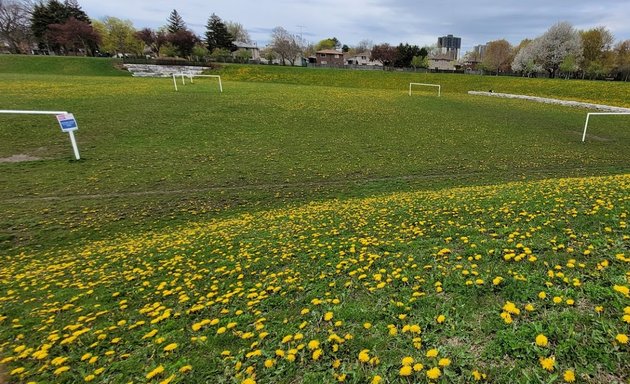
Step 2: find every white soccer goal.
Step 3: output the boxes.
[409,83,441,97]
[582,112,630,142]
[172,73,223,93]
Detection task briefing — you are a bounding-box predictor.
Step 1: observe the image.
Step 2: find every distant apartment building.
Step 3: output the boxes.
[473,44,486,60]
[437,34,461,60]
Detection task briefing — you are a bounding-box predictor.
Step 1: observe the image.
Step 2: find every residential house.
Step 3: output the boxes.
[345,52,382,67]
[315,49,344,66]
[428,53,456,71]
[233,41,260,61]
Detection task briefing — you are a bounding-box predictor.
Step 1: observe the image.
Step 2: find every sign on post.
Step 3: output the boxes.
[56,113,78,131]
[56,113,81,159]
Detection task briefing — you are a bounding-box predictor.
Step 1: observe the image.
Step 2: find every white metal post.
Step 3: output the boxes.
[67,130,80,160]
[181,73,185,85]
[172,74,178,91]
[218,76,223,93]
[582,114,591,142]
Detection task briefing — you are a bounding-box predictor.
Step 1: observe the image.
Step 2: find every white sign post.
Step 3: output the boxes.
[56,113,80,160]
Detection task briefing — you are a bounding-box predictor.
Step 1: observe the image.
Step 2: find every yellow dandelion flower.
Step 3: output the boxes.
[401,356,414,366]
[10,367,25,375]
[538,291,547,299]
[54,366,70,375]
[563,370,576,383]
[438,358,451,367]
[371,375,383,384]
[179,365,192,373]
[84,374,95,382]
[525,304,535,311]
[399,365,413,376]
[264,359,275,368]
[615,334,628,344]
[163,343,177,352]
[613,285,629,296]
[159,374,175,384]
[539,356,555,372]
[413,363,424,372]
[358,349,370,363]
[324,312,334,321]
[142,329,158,339]
[426,367,441,380]
[312,349,323,360]
[426,349,438,358]
[146,365,165,379]
[363,322,372,329]
[553,296,563,304]
[242,378,256,384]
[436,315,446,323]
[535,334,548,347]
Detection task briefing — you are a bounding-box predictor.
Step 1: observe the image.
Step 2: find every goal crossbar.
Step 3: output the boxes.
[582,112,630,142]
[409,83,441,97]
[172,73,222,93]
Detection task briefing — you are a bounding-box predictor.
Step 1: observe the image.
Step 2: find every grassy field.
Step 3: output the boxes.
[0,56,629,383]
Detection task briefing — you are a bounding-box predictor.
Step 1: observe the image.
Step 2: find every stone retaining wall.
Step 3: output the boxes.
[468,91,630,113]
[123,64,212,78]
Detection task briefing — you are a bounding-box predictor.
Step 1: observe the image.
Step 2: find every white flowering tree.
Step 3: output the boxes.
[533,22,582,78]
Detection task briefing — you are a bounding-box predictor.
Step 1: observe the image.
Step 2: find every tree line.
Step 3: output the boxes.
[1,1,629,80]
[468,22,630,80]
[0,0,252,61]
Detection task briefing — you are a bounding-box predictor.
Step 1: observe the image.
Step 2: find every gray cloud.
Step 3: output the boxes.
[80,0,630,51]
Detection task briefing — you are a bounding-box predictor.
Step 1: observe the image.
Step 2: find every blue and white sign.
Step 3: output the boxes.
[56,113,78,132]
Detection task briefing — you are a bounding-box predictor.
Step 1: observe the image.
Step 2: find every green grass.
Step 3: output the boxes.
[0,56,629,383]
[0,55,128,76]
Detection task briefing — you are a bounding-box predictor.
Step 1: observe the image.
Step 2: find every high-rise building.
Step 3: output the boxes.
[437,34,462,60]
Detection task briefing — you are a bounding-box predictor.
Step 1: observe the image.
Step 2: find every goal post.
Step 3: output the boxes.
[409,83,441,97]
[582,112,630,142]
[172,73,222,93]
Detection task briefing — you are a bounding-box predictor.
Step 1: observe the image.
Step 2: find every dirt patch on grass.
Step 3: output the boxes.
[0,154,42,163]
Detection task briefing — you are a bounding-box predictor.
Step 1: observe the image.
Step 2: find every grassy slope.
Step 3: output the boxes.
[0,56,628,383]
[215,64,630,108]
[1,58,629,250]
[0,174,628,383]
[0,55,128,76]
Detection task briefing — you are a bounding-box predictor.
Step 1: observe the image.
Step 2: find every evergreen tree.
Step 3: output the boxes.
[31,0,90,52]
[205,13,234,53]
[64,0,90,23]
[166,9,185,34]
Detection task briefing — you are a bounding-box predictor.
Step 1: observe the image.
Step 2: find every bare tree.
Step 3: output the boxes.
[580,26,614,79]
[482,39,512,75]
[370,43,396,67]
[270,26,301,65]
[225,21,250,43]
[354,39,373,53]
[0,0,33,53]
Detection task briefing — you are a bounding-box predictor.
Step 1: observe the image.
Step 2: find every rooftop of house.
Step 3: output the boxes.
[316,49,344,55]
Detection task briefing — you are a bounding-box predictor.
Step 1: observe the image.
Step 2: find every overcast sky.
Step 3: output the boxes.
[79,0,630,51]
